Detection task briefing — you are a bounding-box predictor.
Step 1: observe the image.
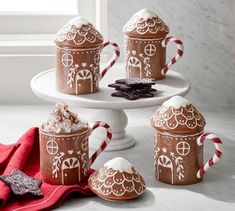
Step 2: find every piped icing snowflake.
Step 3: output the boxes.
[89,166,146,198]
[152,104,206,132]
[123,8,169,35]
[56,17,103,46]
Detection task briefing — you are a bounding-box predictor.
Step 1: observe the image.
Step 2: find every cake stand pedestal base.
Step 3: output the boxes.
[88,109,135,151]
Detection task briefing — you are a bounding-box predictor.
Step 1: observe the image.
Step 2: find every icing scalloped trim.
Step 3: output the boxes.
[56,16,103,46]
[152,104,206,130]
[123,8,169,35]
[90,167,145,197]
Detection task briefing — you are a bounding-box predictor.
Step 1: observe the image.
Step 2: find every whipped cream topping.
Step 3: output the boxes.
[104,157,133,174]
[41,102,87,134]
[163,96,190,109]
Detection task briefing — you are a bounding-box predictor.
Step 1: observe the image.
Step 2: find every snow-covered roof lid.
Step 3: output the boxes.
[123,8,169,38]
[55,16,104,48]
[151,96,206,134]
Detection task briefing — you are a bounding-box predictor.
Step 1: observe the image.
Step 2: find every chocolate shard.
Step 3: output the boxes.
[115,78,155,86]
[111,91,125,97]
[109,78,157,101]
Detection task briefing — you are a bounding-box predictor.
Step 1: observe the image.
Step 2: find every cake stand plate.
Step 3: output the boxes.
[31,64,190,151]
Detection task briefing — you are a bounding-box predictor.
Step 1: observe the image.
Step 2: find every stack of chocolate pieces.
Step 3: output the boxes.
[108,78,157,100]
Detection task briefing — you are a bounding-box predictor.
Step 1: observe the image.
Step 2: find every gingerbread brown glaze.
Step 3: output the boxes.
[39,127,89,185]
[154,131,203,185]
[88,166,146,201]
[55,21,103,48]
[55,46,101,94]
[124,36,166,80]
[151,96,207,185]
[151,103,206,134]
[55,17,104,95]
[123,9,170,80]
[123,11,169,38]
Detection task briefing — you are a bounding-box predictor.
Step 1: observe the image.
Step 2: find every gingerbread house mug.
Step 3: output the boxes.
[55,16,120,95]
[151,96,223,185]
[123,8,184,80]
[39,121,112,185]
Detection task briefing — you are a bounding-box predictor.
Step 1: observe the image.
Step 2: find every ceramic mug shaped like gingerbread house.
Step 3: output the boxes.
[39,103,112,185]
[55,17,120,95]
[151,96,223,185]
[123,9,184,80]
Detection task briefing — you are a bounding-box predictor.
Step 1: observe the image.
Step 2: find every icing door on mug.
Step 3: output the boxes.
[127,55,142,78]
[62,157,81,185]
[75,69,93,94]
[156,155,174,184]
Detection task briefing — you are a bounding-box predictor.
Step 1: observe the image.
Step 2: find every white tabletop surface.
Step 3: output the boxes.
[0,105,234,211]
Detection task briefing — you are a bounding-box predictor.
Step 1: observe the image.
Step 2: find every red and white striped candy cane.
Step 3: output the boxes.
[88,121,112,167]
[196,132,223,179]
[161,36,184,75]
[100,41,120,78]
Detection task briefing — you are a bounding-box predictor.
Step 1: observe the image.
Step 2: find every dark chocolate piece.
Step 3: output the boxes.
[115,78,155,86]
[0,169,43,197]
[109,78,156,100]
[111,92,125,97]
[140,92,155,98]
[123,92,140,100]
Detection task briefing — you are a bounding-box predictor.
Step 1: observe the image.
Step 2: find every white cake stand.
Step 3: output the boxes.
[31,64,190,151]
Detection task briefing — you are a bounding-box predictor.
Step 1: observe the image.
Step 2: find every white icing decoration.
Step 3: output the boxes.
[123,8,169,35]
[176,141,190,156]
[89,166,145,197]
[125,42,152,79]
[163,96,190,109]
[134,8,157,20]
[152,102,205,130]
[52,152,65,178]
[61,157,81,184]
[56,16,103,46]
[46,140,59,155]
[68,16,89,28]
[66,58,99,93]
[75,69,93,94]
[104,157,133,174]
[154,145,185,184]
[50,137,88,182]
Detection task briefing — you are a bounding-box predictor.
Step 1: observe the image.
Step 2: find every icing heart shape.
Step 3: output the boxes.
[68,150,73,155]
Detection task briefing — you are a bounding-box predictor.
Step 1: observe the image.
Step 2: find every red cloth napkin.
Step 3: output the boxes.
[0,127,94,211]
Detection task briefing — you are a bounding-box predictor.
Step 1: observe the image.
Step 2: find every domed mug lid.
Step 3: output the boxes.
[55,16,104,48]
[123,8,169,38]
[151,96,206,134]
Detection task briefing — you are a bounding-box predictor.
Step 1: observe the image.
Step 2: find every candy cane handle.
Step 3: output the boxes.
[88,121,112,167]
[100,41,120,78]
[196,132,223,179]
[161,36,184,75]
